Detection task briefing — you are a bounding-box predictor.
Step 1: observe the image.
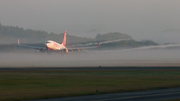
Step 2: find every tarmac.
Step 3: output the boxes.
[30,87,180,101]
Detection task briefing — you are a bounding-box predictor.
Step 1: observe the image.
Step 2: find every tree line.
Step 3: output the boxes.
[0,23,158,50]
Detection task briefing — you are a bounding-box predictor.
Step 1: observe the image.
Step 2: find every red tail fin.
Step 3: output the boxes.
[63,30,67,46]
[18,39,20,45]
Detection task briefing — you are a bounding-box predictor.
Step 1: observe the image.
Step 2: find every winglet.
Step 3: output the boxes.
[18,39,20,45]
[97,41,101,47]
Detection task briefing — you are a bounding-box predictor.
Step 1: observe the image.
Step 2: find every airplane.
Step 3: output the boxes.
[18,30,101,53]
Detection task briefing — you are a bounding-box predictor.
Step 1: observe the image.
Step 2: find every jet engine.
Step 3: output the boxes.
[39,48,46,53]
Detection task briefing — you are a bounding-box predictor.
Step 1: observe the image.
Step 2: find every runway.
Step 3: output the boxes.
[30,87,180,101]
[1,67,180,70]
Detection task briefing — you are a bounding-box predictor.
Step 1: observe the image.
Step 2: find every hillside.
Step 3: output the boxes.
[0,23,132,44]
[0,23,158,51]
[0,23,95,44]
[95,32,132,41]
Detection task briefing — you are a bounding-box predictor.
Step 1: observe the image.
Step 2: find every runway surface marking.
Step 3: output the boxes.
[95,91,180,101]
[30,88,180,101]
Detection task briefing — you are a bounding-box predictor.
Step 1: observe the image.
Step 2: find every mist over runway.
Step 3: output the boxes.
[1,44,180,67]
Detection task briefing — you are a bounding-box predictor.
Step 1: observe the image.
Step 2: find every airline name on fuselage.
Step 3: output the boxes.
[46,40,65,50]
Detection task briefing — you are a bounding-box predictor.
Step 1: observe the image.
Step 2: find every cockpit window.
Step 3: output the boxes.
[46,41,51,43]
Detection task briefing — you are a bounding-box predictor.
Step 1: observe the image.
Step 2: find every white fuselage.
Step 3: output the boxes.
[45,40,66,50]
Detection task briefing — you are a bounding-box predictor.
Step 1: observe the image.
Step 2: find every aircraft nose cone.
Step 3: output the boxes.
[45,43,49,46]
[46,43,51,48]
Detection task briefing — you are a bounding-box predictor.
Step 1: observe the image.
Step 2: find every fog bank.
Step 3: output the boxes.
[1,44,180,67]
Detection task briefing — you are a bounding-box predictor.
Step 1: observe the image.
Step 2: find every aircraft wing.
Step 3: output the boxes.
[66,42,101,52]
[18,39,46,51]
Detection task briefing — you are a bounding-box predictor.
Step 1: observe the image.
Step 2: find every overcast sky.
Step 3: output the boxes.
[0,0,180,42]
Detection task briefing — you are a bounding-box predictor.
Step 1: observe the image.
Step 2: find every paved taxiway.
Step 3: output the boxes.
[30,87,180,101]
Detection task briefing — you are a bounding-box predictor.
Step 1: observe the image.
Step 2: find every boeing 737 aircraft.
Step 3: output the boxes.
[18,30,101,53]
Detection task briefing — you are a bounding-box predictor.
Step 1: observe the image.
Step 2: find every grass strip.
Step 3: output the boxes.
[0,69,180,101]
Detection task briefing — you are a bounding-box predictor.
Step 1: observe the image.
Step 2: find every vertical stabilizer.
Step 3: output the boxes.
[62,30,67,46]
[18,39,20,45]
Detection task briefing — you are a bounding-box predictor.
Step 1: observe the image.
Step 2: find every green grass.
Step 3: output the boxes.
[0,69,180,101]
